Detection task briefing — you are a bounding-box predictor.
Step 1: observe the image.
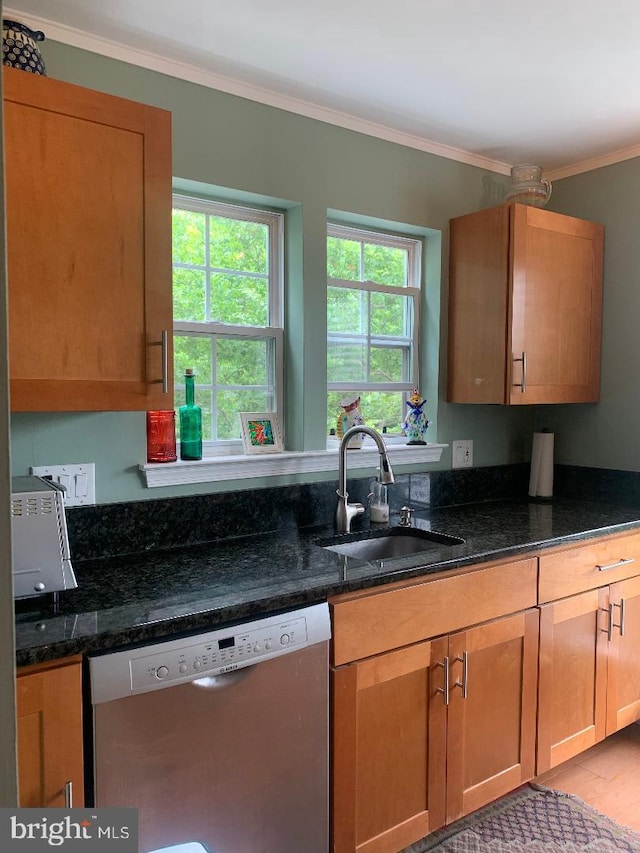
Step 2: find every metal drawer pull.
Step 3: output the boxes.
[435,656,450,706]
[453,651,468,699]
[596,557,636,571]
[161,330,169,394]
[513,351,527,393]
[64,781,73,808]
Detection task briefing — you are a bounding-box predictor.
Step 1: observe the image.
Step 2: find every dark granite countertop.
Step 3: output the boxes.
[15,497,640,667]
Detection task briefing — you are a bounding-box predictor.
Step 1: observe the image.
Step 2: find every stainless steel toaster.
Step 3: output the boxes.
[11,475,77,599]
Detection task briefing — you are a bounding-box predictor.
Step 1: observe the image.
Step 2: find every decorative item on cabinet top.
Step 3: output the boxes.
[2,19,46,75]
[505,163,551,207]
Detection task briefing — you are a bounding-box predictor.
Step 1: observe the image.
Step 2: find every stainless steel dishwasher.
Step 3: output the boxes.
[89,602,331,853]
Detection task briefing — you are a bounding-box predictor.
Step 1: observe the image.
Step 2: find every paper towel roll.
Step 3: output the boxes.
[529,431,554,498]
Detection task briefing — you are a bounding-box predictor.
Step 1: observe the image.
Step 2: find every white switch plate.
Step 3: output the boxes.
[30,463,96,506]
[452,440,473,469]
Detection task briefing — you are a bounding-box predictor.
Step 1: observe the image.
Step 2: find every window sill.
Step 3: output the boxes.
[140,443,448,488]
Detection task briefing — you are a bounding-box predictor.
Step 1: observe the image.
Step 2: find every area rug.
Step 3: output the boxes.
[402,783,640,852]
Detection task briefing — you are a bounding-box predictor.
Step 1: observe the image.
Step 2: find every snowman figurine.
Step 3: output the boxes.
[403,388,430,445]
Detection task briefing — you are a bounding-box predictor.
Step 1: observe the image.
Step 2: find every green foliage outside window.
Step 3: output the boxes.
[172,202,278,442]
[327,231,418,436]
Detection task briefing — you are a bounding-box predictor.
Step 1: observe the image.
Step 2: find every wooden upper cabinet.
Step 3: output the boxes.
[447,203,603,404]
[4,67,173,411]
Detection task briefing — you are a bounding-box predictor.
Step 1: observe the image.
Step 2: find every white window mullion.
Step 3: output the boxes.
[205,212,212,323]
[211,336,219,441]
[366,290,372,383]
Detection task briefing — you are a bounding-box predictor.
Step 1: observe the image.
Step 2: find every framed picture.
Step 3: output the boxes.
[239,413,284,454]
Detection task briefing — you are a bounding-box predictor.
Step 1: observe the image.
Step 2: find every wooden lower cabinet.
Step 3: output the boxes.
[606,574,640,733]
[16,656,84,808]
[331,609,539,853]
[443,609,538,824]
[537,575,640,773]
[332,640,445,853]
[537,589,607,772]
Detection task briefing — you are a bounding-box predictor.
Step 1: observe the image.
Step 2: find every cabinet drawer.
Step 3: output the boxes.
[539,531,640,603]
[330,558,537,665]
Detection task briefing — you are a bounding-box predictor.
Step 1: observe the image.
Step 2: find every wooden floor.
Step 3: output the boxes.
[534,723,640,832]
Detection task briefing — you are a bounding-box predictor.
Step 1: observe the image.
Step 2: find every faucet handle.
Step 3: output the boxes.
[399,506,414,527]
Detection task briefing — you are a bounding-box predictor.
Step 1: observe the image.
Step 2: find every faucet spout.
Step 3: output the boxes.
[336,425,395,533]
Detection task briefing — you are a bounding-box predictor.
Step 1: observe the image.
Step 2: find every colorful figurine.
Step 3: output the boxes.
[336,394,365,449]
[403,388,430,445]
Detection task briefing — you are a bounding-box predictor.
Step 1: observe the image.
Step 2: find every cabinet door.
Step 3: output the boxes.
[445,610,538,823]
[509,204,603,404]
[17,657,84,807]
[4,67,173,411]
[537,589,608,773]
[447,204,510,404]
[606,575,640,734]
[331,639,447,853]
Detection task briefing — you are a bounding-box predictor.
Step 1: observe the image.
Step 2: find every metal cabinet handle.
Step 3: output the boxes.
[596,557,635,572]
[601,600,626,642]
[600,604,614,641]
[452,651,468,699]
[64,781,73,808]
[435,656,450,706]
[613,599,626,637]
[513,351,526,393]
[607,602,615,642]
[161,330,169,394]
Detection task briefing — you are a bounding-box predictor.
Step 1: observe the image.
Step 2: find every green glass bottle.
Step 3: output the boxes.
[179,368,202,460]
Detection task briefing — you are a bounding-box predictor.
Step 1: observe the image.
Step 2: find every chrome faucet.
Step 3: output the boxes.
[336,425,395,533]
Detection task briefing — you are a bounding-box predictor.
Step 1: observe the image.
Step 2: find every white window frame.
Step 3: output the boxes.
[327,223,422,435]
[172,194,284,455]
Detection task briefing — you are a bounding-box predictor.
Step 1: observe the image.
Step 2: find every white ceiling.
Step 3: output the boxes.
[6,1,640,178]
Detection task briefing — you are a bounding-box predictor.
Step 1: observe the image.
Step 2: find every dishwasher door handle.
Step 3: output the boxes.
[191,667,255,689]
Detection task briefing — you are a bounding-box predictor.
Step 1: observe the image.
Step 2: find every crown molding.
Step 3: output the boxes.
[546,142,640,181]
[5,8,512,176]
[10,8,635,181]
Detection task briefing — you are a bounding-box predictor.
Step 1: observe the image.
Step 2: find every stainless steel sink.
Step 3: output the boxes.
[317,527,465,561]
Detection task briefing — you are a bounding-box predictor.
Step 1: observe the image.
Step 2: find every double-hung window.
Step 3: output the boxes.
[327,224,421,436]
[172,195,284,453]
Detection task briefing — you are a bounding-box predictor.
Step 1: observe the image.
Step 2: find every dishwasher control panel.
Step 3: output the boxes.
[89,601,332,703]
[130,614,307,689]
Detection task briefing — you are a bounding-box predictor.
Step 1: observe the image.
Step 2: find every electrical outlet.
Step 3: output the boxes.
[30,463,96,506]
[452,440,473,469]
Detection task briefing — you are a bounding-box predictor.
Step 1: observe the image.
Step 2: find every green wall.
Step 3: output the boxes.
[536,160,640,472]
[9,40,535,504]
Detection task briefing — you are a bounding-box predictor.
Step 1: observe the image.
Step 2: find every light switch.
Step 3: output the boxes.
[452,440,474,469]
[30,463,96,506]
[75,472,88,497]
